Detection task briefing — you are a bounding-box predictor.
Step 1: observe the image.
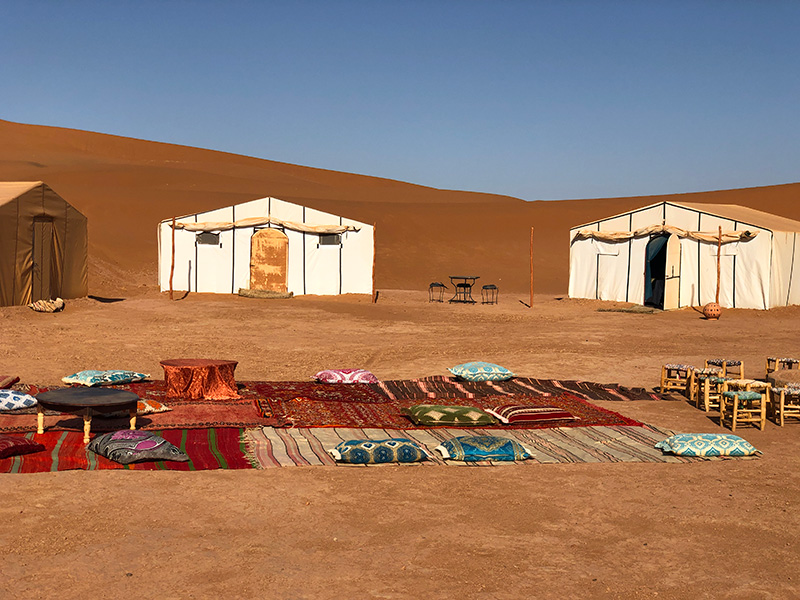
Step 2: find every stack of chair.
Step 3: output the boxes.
[689,367,725,412]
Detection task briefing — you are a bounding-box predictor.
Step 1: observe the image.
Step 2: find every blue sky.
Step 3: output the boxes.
[2,1,798,201]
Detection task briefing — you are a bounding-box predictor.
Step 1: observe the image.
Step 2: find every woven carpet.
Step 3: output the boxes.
[0,381,274,433]
[369,376,669,402]
[254,392,642,429]
[0,428,253,473]
[243,424,748,468]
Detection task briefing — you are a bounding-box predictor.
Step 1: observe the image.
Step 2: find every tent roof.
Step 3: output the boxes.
[572,200,800,233]
[0,181,43,207]
[673,202,800,233]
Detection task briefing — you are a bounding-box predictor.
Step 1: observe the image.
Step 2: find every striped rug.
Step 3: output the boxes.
[242,424,733,468]
[0,428,253,473]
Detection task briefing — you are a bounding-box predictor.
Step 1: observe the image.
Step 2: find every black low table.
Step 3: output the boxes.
[36,387,139,443]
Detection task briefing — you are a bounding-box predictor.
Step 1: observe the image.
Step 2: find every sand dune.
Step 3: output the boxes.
[1,118,798,294]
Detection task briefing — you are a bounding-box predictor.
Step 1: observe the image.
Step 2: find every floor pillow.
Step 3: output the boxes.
[62,369,150,387]
[435,435,532,461]
[0,375,20,388]
[314,368,379,384]
[0,434,46,459]
[403,404,497,426]
[0,389,38,411]
[447,361,514,382]
[96,399,172,419]
[655,433,760,457]
[486,404,579,425]
[88,430,190,464]
[28,298,65,313]
[328,438,429,464]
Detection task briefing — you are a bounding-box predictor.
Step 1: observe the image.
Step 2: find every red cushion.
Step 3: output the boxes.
[487,405,579,425]
[0,434,46,459]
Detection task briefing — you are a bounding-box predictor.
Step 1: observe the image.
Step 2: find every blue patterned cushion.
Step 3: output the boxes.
[62,370,149,387]
[328,438,428,464]
[447,361,514,382]
[655,433,760,457]
[0,389,37,411]
[435,436,532,462]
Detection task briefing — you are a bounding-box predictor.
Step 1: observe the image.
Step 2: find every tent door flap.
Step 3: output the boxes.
[663,233,681,310]
[32,219,55,302]
[250,228,289,293]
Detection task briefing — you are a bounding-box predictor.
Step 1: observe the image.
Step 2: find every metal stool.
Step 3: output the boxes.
[481,284,498,305]
[428,282,447,302]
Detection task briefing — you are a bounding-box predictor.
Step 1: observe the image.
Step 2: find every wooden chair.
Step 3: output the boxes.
[765,357,799,379]
[705,359,744,379]
[660,364,694,396]
[770,386,800,426]
[720,381,768,431]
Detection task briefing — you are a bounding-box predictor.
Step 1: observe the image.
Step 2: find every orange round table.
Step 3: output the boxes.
[160,359,240,400]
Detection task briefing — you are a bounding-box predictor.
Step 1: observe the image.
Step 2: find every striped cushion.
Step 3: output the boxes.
[486,405,578,425]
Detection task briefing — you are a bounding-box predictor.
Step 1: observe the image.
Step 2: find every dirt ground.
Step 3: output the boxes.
[2,288,800,599]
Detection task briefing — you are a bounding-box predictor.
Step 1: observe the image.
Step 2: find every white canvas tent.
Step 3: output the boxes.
[158,197,374,297]
[569,201,800,310]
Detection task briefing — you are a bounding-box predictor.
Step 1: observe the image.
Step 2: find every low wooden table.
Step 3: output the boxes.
[160,359,240,400]
[36,388,139,444]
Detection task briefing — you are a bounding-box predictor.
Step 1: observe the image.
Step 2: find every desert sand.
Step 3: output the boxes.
[1,120,799,599]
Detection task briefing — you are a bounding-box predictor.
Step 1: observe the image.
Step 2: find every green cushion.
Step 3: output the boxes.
[402,404,497,426]
[722,391,762,401]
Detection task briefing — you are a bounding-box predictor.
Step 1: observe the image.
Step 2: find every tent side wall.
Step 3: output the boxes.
[158,197,374,296]
[769,232,800,308]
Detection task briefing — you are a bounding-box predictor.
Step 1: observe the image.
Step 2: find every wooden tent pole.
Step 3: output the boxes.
[169,217,176,300]
[529,227,534,308]
[715,225,721,304]
[372,223,378,303]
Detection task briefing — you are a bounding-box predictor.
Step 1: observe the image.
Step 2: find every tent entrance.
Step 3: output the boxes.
[644,234,668,308]
[32,218,55,302]
[250,228,288,293]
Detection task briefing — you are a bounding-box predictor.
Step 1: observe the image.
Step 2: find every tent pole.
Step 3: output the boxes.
[169,217,176,300]
[372,223,377,303]
[716,225,721,304]
[529,226,534,308]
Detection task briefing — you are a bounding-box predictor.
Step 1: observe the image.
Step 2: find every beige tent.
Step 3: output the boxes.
[0,182,88,306]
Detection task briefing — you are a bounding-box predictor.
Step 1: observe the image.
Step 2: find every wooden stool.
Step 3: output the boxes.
[720,389,766,431]
[705,359,744,379]
[697,375,727,413]
[765,357,799,379]
[689,367,723,406]
[660,364,694,396]
[770,386,800,426]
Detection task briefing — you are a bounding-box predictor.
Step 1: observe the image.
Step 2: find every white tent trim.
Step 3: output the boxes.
[568,201,800,310]
[157,196,374,297]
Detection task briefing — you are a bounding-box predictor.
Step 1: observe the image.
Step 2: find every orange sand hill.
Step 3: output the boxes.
[1,119,798,294]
